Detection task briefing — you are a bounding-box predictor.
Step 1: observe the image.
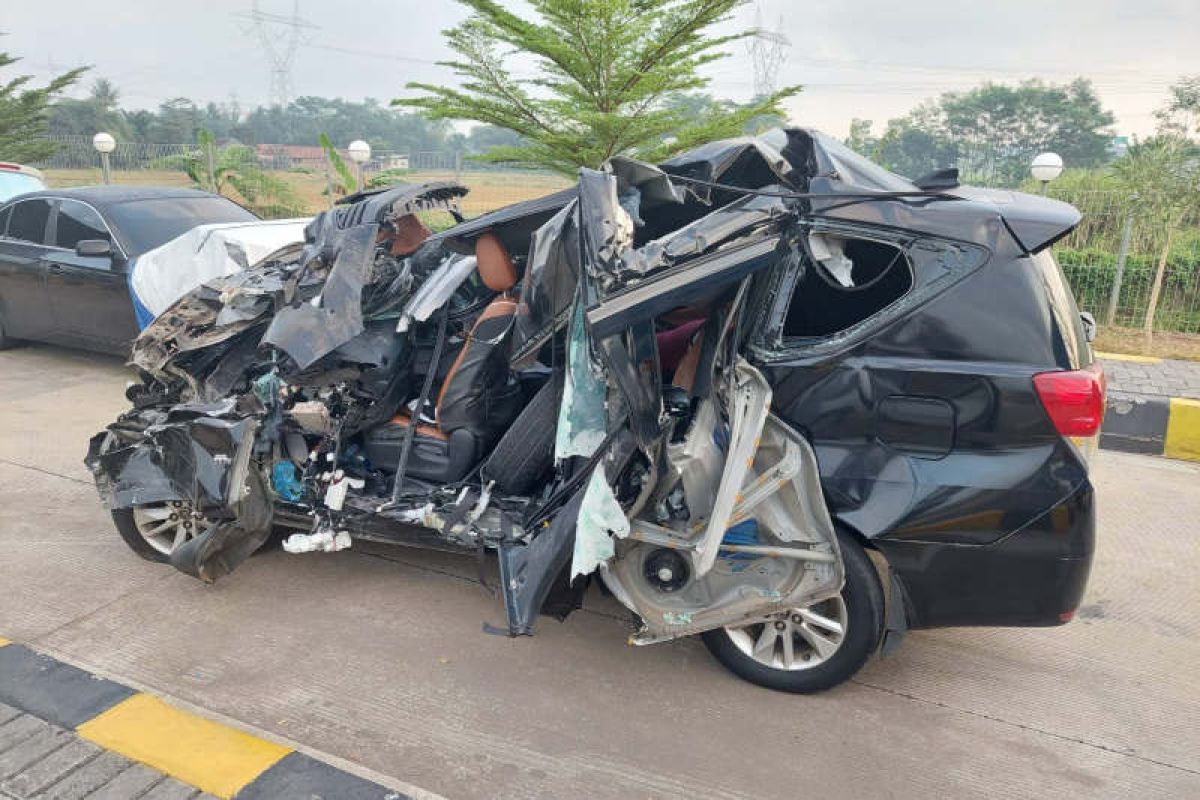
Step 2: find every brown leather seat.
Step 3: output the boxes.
[368,233,523,483]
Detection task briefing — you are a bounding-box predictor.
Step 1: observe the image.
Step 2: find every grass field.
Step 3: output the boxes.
[42,167,571,219]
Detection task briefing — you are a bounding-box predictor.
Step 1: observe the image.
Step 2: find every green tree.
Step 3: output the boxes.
[48,78,133,141]
[173,128,303,218]
[863,79,1116,186]
[396,0,801,174]
[1112,136,1200,342]
[1156,74,1200,139]
[0,44,85,161]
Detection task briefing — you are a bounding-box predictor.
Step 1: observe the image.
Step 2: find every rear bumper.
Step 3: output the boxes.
[874,479,1095,629]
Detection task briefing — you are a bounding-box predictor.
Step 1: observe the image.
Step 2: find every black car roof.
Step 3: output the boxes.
[11,185,222,208]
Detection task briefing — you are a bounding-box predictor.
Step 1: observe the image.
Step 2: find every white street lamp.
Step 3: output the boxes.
[347,139,371,191]
[1031,152,1064,194]
[93,132,116,185]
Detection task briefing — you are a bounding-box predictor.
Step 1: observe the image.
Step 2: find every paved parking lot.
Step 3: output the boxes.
[0,343,1197,799]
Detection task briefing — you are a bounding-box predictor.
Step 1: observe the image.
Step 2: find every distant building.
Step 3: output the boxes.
[1108,136,1130,159]
[255,144,348,170]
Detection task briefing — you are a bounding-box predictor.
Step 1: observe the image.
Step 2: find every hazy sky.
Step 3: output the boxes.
[5,0,1196,139]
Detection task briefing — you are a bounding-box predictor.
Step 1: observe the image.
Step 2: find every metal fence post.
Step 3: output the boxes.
[1105,195,1137,327]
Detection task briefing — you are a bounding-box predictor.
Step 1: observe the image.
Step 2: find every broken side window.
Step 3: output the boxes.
[783,236,913,338]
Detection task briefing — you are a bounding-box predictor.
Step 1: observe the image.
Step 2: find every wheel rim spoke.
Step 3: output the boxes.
[796,622,840,659]
[798,607,845,637]
[753,625,778,659]
[724,596,849,672]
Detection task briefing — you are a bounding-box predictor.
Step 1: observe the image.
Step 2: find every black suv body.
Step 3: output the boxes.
[87,129,1100,692]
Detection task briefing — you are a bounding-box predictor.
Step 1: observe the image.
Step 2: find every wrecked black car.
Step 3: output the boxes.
[87,129,1101,693]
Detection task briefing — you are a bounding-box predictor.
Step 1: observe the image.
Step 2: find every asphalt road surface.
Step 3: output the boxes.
[0,343,1197,799]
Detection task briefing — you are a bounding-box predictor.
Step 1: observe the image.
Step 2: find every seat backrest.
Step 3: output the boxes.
[475,232,517,293]
[435,296,520,438]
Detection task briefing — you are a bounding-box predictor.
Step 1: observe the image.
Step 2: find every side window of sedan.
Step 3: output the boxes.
[6,199,52,245]
[55,199,112,251]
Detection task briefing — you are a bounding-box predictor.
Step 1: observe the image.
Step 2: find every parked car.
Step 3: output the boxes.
[0,187,261,354]
[0,163,47,203]
[86,129,1101,693]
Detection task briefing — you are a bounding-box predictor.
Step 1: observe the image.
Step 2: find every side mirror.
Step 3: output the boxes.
[76,239,112,258]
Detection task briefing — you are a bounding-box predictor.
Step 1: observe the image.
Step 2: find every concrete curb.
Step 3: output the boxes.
[0,639,406,799]
[1101,392,1200,461]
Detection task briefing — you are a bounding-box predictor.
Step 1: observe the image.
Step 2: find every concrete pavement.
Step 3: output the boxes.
[0,343,1198,799]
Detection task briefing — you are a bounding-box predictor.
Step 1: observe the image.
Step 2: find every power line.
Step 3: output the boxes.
[744,2,789,98]
[234,0,319,107]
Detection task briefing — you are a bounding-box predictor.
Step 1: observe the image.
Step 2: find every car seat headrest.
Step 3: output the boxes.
[475,232,517,292]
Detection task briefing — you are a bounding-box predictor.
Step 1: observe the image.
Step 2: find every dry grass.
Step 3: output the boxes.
[42,168,570,219]
[1095,327,1200,362]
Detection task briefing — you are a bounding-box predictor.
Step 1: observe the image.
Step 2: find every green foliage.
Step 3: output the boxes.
[396,0,801,174]
[846,79,1116,186]
[366,167,413,188]
[1157,74,1200,139]
[0,45,85,162]
[318,133,356,196]
[47,78,133,141]
[169,128,304,218]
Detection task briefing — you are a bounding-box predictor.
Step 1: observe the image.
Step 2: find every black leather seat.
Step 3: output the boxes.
[365,233,523,483]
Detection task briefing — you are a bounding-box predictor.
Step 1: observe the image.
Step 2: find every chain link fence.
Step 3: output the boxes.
[28,136,1200,340]
[32,136,570,221]
[1048,189,1200,336]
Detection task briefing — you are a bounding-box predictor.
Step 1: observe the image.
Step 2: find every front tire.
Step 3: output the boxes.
[701,529,884,693]
[111,502,214,563]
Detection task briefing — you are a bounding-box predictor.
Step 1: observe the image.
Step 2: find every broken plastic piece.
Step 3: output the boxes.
[282,527,352,553]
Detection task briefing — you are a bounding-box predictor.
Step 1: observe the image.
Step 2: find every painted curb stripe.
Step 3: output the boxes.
[78,693,290,799]
[1165,397,1200,461]
[1100,392,1200,463]
[0,638,408,799]
[0,644,135,728]
[1095,351,1163,363]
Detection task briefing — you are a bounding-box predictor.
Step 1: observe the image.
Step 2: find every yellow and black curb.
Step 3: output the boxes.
[1102,392,1200,461]
[0,637,405,799]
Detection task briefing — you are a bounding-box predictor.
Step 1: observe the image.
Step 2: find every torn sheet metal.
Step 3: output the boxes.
[262,223,377,369]
[169,467,273,583]
[86,401,258,511]
[511,201,580,364]
[396,254,476,333]
[497,488,586,635]
[808,233,855,287]
[618,191,790,280]
[578,168,634,291]
[659,135,795,202]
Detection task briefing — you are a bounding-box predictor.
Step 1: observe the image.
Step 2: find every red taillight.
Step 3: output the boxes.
[1033,364,1106,438]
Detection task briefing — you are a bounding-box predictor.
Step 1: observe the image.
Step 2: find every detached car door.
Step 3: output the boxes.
[0,198,55,342]
[44,199,139,354]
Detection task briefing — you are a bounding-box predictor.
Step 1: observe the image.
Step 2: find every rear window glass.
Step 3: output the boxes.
[55,200,112,250]
[6,198,51,244]
[1032,250,1088,367]
[107,196,258,254]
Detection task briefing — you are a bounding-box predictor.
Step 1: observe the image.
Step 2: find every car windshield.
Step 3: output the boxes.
[107,196,259,255]
[0,171,47,203]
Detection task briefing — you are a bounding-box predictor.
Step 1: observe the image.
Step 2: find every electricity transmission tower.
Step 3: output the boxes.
[745,3,790,99]
[236,1,319,108]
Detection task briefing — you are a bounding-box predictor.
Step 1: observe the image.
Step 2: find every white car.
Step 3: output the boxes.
[0,163,47,202]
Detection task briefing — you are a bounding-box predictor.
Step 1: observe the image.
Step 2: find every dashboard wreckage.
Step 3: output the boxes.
[87,128,1089,691]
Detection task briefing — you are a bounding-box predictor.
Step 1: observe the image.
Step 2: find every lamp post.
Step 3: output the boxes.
[348,140,371,191]
[92,132,116,185]
[1031,152,1063,195]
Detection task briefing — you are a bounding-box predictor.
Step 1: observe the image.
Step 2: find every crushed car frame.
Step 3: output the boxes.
[87,128,1097,693]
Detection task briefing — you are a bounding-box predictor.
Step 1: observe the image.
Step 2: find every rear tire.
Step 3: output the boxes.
[701,529,884,693]
[482,376,560,495]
